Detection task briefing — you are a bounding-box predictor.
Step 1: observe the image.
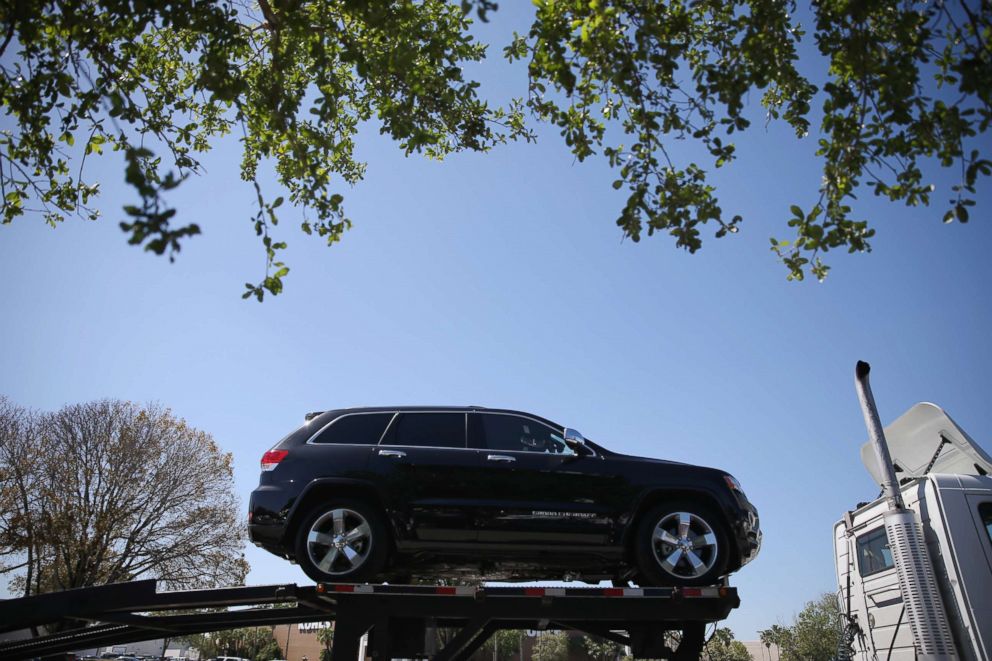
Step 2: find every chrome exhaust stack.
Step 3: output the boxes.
[854,361,958,660]
[855,361,905,512]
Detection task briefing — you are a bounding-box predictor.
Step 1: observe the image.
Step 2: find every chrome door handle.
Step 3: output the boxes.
[379,449,406,458]
[487,454,516,463]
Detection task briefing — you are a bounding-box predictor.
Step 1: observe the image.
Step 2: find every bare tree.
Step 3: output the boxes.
[0,396,44,596]
[0,397,248,595]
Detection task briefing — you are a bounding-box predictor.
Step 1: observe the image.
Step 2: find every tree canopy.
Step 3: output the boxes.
[580,633,629,661]
[0,396,247,596]
[702,627,751,661]
[1,0,989,295]
[531,630,570,661]
[759,593,843,661]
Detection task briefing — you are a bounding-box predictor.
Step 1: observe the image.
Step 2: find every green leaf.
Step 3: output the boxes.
[4,0,989,295]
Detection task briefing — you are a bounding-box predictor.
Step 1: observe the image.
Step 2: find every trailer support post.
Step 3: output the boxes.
[331,616,371,661]
[433,615,495,661]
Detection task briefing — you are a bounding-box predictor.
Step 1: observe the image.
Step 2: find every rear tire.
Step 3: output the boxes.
[294,498,389,583]
[634,501,729,587]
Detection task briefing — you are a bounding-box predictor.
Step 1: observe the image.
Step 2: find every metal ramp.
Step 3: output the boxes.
[0,580,739,660]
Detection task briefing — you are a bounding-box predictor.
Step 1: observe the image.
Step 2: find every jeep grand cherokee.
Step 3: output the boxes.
[248,407,760,587]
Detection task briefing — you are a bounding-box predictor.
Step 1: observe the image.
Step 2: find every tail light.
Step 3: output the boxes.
[261,449,288,471]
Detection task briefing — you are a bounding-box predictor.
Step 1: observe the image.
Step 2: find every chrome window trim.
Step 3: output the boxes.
[377,411,400,445]
[379,411,469,449]
[377,445,479,452]
[305,411,398,446]
[301,442,479,452]
[477,411,596,457]
[304,409,594,455]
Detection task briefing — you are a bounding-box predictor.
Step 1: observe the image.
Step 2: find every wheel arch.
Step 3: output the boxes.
[623,488,740,568]
[282,478,389,546]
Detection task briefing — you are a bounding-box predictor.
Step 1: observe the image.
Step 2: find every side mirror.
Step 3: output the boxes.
[563,428,585,448]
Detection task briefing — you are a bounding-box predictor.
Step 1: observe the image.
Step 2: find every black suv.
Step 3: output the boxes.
[248,407,760,587]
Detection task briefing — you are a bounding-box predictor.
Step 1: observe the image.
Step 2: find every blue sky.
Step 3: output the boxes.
[2,5,991,641]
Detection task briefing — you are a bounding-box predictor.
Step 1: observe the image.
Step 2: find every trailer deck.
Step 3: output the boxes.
[0,580,739,660]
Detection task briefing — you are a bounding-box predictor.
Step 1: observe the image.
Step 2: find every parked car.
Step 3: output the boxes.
[248,407,761,586]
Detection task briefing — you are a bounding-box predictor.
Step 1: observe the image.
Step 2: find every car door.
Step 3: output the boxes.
[367,411,479,543]
[468,412,621,546]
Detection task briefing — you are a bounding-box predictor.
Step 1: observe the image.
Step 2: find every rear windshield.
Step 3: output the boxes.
[311,413,394,445]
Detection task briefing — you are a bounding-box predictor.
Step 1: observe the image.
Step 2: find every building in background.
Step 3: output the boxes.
[71,639,199,658]
[273,621,333,660]
[742,639,782,661]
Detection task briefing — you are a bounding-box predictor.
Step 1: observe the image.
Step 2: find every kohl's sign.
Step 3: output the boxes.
[298,621,332,633]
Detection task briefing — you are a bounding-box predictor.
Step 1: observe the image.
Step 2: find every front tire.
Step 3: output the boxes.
[294,499,389,583]
[634,501,729,587]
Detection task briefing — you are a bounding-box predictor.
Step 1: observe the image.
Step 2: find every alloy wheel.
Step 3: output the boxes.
[306,508,373,576]
[651,511,719,581]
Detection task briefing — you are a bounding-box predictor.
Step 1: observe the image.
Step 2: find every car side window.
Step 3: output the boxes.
[311,413,394,445]
[856,527,895,576]
[387,413,466,448]
[481,414,573,455]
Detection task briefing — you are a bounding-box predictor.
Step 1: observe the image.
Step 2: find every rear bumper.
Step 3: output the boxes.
[248,485,292,552]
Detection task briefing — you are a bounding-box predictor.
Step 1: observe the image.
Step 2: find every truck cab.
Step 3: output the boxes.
[834,403,992,660]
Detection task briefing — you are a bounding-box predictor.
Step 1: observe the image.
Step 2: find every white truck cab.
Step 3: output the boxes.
[834,402,992,660]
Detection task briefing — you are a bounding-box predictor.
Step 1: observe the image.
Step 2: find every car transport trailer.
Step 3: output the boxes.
[0,579,739,660]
